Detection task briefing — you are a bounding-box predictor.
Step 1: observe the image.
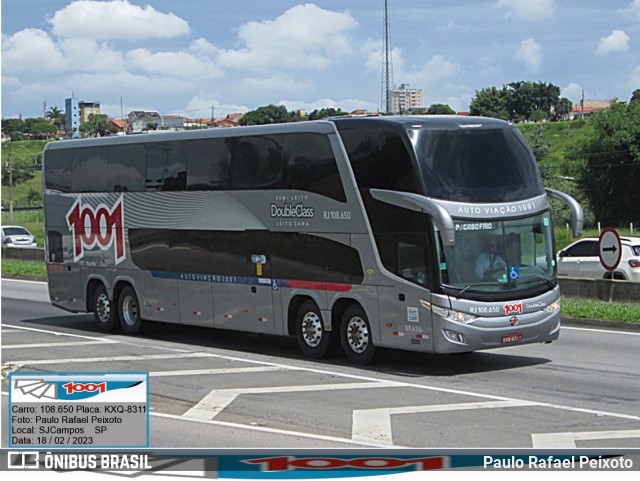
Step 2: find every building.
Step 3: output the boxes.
[65,96,101,138]
[390,84,424,114]
[127,111,162,133]
[570,100,611,120]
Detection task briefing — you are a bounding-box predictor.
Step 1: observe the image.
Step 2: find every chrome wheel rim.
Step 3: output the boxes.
[122,296,138,327]
[301,312,323,347]
[95,293,111,323]
[346,317,369,353]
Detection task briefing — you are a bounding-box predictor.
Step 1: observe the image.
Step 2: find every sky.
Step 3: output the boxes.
[1,0,639,120]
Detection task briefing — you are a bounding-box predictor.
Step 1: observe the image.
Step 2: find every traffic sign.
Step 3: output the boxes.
[598,227,622,271]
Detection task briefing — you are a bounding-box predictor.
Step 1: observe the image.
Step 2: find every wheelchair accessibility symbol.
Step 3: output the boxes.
[509,266,520,281]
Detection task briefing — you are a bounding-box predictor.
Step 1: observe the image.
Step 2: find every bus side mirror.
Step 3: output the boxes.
[545,188,584,238]
[370,189,456,246]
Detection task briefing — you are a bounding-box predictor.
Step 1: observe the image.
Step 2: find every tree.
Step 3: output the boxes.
[23,118,57,138]
[45,106,65,129]
[506,81,560,121]
[1,118,26,140]
[470,81,562,122]
[572,100,640,226]
[426,103,456,115]
[80,113,109,137]
[554,97,573,121]
[469,86,509,119]
[308,108,348,120]
[239,105,300,126]
[631,89,640,104]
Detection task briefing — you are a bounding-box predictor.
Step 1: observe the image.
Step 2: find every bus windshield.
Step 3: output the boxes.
[436,212,556,296]
[412,127,545,203]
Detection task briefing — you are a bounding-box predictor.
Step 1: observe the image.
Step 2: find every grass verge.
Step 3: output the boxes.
[561,297,640,325]
[2,259,47,280]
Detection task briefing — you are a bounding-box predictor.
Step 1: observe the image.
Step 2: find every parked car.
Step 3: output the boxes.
[1,225,37,249]
[557,236,640,282]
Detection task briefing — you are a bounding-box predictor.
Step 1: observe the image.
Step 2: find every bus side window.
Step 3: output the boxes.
[283,133,346,202]
[44,150,73,193]
[107,144,145,192]
[47,231,63,263]
[186,139,231,190]
[72,148,107,192]
[145,142,187,191]
[230,136,283,190]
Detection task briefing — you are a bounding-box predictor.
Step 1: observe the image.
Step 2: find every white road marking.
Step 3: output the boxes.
[152,411,399,448]
[352,400,539,445]
[150,366,285,377]
[532,429,640,448]
[3,323,117,341]
[11,352,218,367]
[562,325,640,336]
[4,341,118,349]
[184,381,400,420]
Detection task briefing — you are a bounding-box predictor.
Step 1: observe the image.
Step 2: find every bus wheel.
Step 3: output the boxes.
[118,286,142,335]
[93,284,116,332]
[340,305,382,365]
[296,300,337,359]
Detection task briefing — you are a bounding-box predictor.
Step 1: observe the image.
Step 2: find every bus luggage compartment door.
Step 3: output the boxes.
[213,231,275,334]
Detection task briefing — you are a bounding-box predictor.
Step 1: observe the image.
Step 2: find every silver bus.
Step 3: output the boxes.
[43,116,583,365]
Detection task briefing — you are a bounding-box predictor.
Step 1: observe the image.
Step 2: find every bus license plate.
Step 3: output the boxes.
[501,333,523,344]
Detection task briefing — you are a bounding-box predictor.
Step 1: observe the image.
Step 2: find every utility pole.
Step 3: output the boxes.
[6,147,14,223]
[381,0,395,114]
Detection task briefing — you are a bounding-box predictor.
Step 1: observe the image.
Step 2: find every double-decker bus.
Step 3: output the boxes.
[43,116,583,365]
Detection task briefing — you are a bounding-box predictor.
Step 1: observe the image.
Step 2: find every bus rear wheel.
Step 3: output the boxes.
[295,300,338,359]
[118,285,143,335]
[93,284,116,332]
[340,305,383,365]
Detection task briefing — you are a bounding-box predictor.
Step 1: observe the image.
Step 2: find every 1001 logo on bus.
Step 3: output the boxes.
[66,196,125,264]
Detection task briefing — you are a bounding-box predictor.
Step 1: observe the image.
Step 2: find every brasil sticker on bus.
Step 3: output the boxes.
[8,372,149,448]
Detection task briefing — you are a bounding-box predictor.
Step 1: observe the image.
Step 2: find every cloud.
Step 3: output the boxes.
[217,4,357,71]
[1,28,67,73]
[621,0,640,19]
[496,0,554,20]
[561,83,584,103]
[515,38,542,73]
[596,30,631,56]
[48,0,189,39]
[126,40,223,80]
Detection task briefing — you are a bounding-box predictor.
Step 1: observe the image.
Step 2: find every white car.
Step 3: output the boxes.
[557,236,640,282]
[1,225,38,249]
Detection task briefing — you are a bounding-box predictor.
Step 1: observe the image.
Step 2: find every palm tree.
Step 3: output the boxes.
[45,106,65,129]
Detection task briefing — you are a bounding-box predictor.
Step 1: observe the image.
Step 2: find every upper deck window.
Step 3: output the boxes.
[413,127,544,203]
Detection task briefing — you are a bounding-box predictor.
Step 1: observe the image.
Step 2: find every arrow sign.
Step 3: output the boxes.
[598,228,622,271]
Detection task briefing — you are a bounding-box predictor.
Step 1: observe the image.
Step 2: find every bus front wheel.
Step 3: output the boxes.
[295,300,338,359]
[340,305,383,365]
[92,284,116,332]
[118,285,142,335]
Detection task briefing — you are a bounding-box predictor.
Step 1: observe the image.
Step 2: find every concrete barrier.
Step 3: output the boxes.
[1,247,45,262]
[558,277,640,303]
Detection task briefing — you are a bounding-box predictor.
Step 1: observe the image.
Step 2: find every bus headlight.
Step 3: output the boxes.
[432,305,477,324]
[543,299,561,314]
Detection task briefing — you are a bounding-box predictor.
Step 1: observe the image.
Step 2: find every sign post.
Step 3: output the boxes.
[598,227,622,272]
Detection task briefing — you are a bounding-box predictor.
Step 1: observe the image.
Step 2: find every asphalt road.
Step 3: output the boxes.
[2,278,640,449]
